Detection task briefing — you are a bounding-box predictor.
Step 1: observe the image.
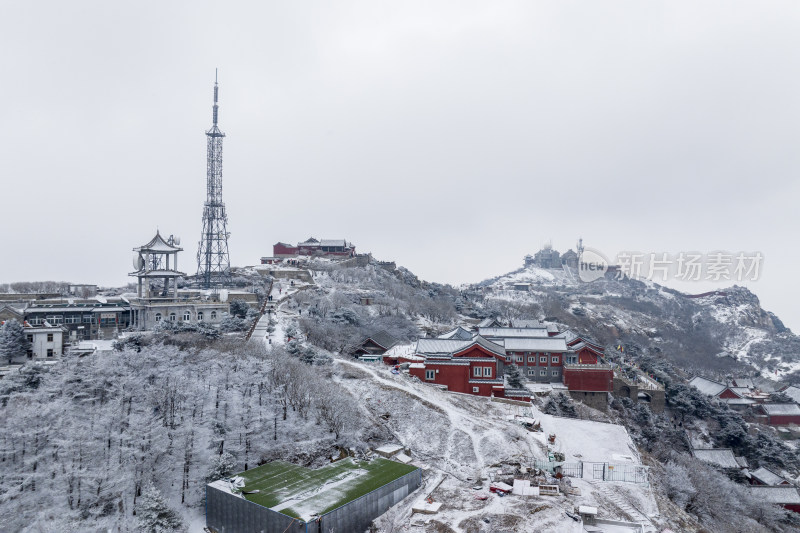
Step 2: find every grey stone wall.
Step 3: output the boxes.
[569,390,609,411]
[612,377,665,413]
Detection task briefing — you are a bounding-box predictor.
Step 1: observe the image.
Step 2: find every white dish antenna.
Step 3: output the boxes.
[174,236,181,246]
[132,254,144,270]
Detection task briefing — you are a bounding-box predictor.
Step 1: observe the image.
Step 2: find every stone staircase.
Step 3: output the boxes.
[587,479,657,532]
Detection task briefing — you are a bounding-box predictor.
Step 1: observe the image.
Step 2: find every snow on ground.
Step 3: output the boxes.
[501,266,561,285]
[335,359,657,532]
[532,411,640,464]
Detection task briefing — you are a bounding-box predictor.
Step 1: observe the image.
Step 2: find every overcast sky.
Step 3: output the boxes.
[2,1,800,330]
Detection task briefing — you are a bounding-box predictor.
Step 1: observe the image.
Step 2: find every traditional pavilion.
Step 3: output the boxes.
[131,231,185,299]
[129,231,229,330]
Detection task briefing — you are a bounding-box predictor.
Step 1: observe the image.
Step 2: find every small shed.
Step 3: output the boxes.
[352,330,399,357]
[749,466,790,486]
[578,505,598,525]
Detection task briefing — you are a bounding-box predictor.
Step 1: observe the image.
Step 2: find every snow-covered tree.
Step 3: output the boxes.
[137,483,185,533]
[505,363,524,389]
[229,299,249,318]
[0,319,29,364]
[205,451,236,483]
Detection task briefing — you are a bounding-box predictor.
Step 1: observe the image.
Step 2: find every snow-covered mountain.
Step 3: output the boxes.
[478,264,799,381]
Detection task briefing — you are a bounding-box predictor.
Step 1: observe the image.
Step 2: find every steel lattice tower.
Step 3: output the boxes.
[196,70,231,288]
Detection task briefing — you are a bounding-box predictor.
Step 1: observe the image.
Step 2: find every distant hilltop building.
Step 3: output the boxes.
[262,237,356,263]
[524,242,579,269]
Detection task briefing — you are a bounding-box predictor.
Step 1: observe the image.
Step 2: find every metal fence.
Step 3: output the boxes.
[592,462,649,484]
[528,459,583,478]
[206,467,422,533]
[523,457,648,485]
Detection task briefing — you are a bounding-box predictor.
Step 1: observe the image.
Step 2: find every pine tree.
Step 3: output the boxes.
[136,483,185,533]
[505,363,524,389]
[205,451,236,483]
[0,319,29,364]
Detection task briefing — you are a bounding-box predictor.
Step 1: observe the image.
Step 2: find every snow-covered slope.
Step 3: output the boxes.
[479,265,800,380]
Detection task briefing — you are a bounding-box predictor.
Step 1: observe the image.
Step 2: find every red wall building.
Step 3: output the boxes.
[562,366,613,392]
[759,404,800,426]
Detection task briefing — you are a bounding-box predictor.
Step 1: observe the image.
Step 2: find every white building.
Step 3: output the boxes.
[24,321,66,360]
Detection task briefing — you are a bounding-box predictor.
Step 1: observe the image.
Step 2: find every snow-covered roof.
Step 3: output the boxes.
[415,336,506,358]
[761,403,800,416]
[723,398,755,405]
[134,231,182,253]
[732,378,755,389]
[750,467,786,486]
[438,326,475,341]
[748,486,800,504]
[688,376,727,397]
[320,239,347,247]
[361,330,399,350]
[692,448,740,469]
[478,327,549,339]
[416,338,472,355]
[476,317,502,328]
[503,337,569,352]
[510,319,544,328]
[782,385,800,404]
[555,330,579,343]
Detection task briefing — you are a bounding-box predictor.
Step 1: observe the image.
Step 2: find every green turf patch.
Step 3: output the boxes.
[236,457,418,519]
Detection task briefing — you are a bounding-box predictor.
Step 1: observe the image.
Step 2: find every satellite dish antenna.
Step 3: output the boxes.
[132,254,144,270]
[174,236,181,246]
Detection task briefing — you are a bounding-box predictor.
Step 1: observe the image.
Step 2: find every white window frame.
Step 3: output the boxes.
[169,313,176,322]
[552,370,559,376]
[425,370,435,380]
[473,367,482,377]
[197,311,204,321]
[154,313,162,322]
[211,311,217,320]
[528,368,536,375]
[552,356,559,363]
[515,356,523,362]
[528,356,535,363]
[540,369,546,376]
[483,367,492,377]
[183,311,191,321]
[540,356,547,363]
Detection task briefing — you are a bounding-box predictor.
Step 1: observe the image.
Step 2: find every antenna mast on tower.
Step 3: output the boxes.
[196,69,231,288]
